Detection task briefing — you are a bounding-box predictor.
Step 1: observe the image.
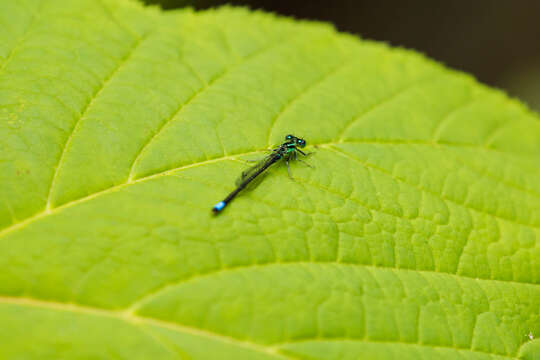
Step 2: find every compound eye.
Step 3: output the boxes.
[285,134,293,140]
[298,139,306,147]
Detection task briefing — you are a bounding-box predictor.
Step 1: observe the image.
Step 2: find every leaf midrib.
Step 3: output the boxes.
[0,149,265,238]
[2,140,539,238]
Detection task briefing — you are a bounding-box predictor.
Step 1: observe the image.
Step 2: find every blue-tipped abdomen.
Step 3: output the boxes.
[212,201,227,214]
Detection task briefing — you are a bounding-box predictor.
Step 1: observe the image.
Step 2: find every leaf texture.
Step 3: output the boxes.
[0,0,539,359]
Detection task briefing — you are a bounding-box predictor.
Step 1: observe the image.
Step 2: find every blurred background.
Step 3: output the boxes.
[144,0,540,112]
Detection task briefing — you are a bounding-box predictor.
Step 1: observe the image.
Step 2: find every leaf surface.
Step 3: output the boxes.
[0,0,539,359]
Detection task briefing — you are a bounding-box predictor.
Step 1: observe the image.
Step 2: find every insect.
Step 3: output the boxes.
[212,134,310,214]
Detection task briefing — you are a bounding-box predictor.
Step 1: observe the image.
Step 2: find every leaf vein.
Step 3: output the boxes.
[0,150,264,238]
[0,295,293,360]
[45,32,148,210]
[266,58,352,147]
[3,140,539,242]
[0,0,43,76]
[431,96,485,142]
[337,74,439,141]
[126,261,536,314]
[324,145,540,229]
[127,35,299,181]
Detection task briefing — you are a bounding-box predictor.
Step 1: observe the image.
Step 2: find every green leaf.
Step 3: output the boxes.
[1,0,539,359]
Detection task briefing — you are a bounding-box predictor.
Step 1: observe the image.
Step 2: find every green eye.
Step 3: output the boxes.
[285,134,293,140]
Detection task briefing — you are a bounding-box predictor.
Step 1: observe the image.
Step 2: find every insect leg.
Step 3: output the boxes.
[286,158,294,180]
[298,159,314,168]
[295,149,313,168]
[298,149,315,157]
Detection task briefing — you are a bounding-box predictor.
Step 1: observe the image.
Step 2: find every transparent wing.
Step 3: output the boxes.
[235,155,275,186]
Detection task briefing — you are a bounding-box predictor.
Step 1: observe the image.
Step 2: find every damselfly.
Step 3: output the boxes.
[212,134,309,214]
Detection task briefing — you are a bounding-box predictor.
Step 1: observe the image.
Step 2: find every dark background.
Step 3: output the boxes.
[144,0,540,112]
